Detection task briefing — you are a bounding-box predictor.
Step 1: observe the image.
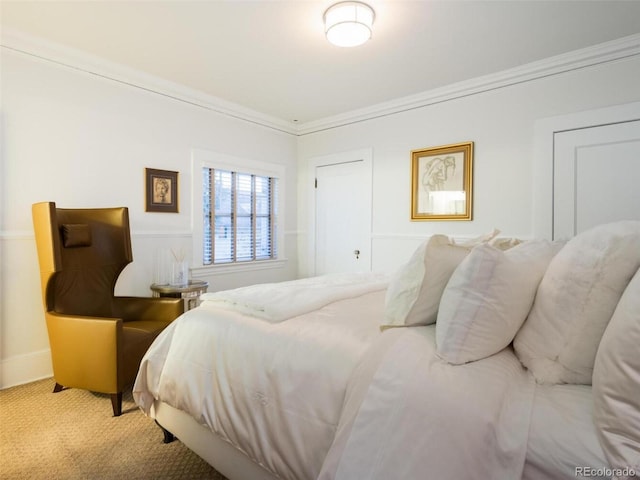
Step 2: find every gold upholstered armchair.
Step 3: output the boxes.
[32,202,183,416]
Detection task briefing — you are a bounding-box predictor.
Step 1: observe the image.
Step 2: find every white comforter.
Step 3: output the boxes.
[199,272,389,322]
[134,275,388,480]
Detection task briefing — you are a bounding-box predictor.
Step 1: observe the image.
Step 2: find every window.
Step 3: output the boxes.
[203,167,277,265]
[192,148,285,273]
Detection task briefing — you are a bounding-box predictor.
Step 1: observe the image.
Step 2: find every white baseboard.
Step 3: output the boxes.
[0,349,52,389]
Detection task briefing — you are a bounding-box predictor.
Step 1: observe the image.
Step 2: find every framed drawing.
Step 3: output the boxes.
[145,168,179,213]
[411,141,474,221]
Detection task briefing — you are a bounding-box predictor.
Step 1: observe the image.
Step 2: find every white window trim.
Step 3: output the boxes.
[190,258,288,278]
[191,148,286,273]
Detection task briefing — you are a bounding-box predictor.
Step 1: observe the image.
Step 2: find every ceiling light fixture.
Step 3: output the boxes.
[324,1,375,48]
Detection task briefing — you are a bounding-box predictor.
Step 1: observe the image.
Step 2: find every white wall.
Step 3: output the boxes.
[0,48,299,388]
[297,55,640,276]
[2,37,640,389]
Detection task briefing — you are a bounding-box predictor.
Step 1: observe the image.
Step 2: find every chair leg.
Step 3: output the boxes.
[111,392,123,417]
[53,383,64,393]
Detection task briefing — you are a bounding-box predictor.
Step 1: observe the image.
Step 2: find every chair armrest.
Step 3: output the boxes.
[45,312,122,392]
[112,296,183,322]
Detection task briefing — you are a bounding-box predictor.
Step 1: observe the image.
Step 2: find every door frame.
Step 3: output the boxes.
[533,101,640,239]
[306,148,373,276]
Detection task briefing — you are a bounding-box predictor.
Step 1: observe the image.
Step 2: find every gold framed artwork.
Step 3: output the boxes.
[145,168,179,213]
[411,141,474,221]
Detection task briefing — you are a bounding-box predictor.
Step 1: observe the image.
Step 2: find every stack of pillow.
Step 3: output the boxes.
[513,221,640,477]
[382,221,640,474]
[382,229,562,365]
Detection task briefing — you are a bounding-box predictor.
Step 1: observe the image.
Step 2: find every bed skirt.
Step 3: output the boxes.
[152,400,279,480]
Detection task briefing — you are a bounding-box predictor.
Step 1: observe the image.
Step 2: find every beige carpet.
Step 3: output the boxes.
[0,378,228,479]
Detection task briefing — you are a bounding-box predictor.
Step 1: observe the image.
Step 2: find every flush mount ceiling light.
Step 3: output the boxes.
[324,1,375,48]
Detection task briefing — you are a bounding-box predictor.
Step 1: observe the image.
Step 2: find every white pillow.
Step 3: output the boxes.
[383,235,470,328]
[514,220,640,385]
[382,231,501,329]
[436,240,562,365]
[593,267,640,477]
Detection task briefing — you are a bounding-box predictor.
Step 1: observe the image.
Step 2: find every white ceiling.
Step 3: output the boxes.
[3,0,640,126]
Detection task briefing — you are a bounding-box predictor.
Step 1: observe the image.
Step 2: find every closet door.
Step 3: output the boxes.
[315,160,370,275]
[307,148,373,276]
[553,119,640,240]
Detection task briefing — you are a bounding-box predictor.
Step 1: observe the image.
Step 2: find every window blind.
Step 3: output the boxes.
[203,167,277,265]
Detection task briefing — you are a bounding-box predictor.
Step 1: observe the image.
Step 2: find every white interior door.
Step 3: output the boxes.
[314,157,372,275]
[553,120,640,239]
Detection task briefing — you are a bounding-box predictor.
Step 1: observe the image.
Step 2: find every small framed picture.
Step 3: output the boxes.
[145,168,179,213]
[411,141,474,221]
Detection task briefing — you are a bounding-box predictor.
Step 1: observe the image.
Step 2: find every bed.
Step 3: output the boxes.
[134,272,389,480]
[133,223,640,480]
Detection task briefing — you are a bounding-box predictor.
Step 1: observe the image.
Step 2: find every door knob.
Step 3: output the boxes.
[353,249,360,259]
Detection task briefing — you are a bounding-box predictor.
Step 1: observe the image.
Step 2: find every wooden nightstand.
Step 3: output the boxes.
[150,280,209,312]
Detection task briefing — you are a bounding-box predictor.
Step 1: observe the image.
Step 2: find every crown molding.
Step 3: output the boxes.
[3,29,639,137]
[296,33,640,135]
[0,28,298,136]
